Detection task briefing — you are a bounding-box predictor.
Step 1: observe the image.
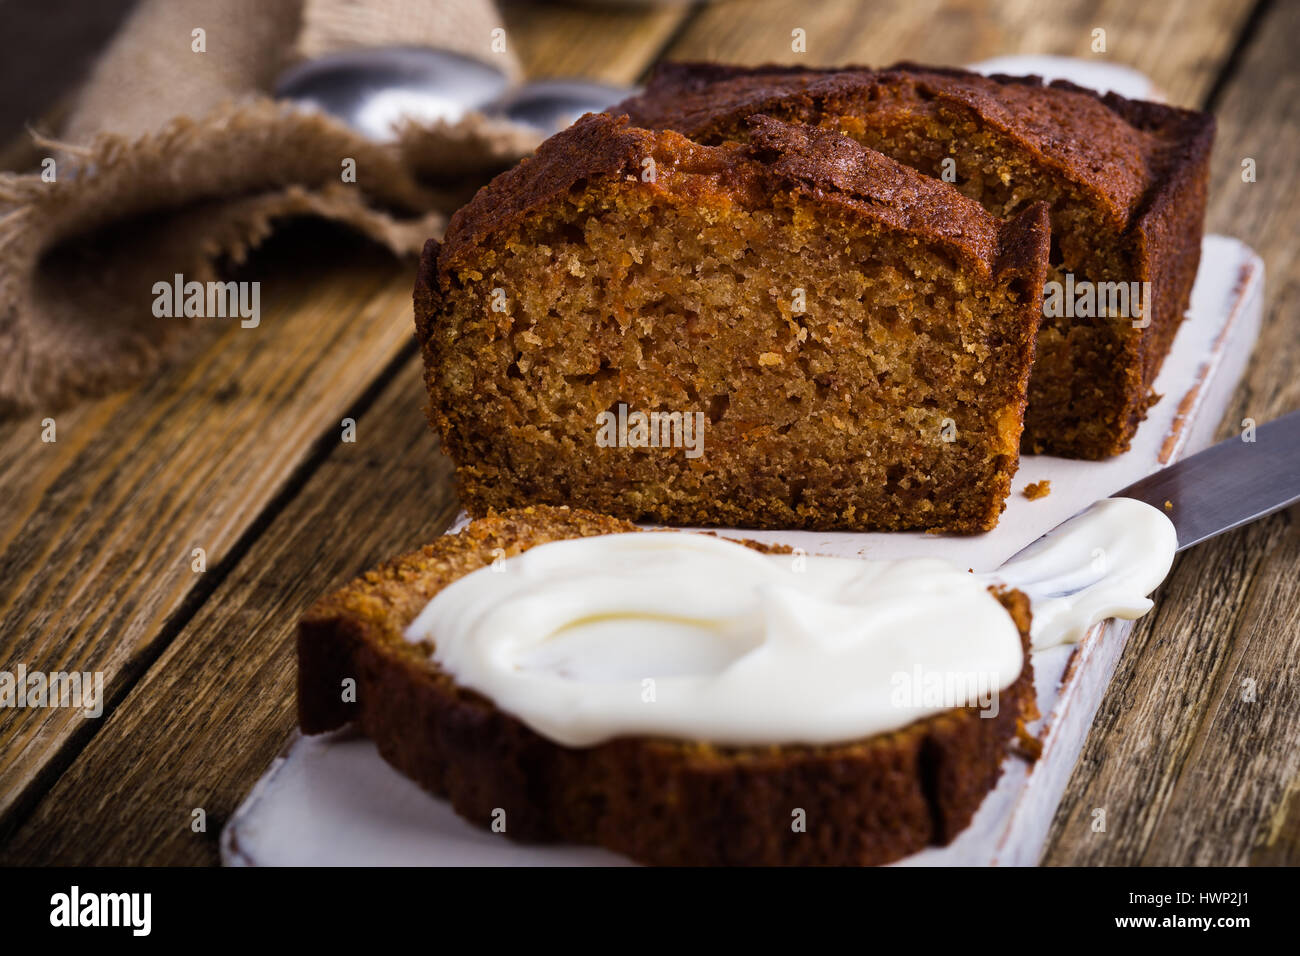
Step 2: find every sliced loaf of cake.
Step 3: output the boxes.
[298,506,1036,866]
[615,62,1214,458]
[416,112,1049,532]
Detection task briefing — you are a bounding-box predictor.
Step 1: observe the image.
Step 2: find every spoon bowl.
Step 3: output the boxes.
[275,46,510,142]
[491,78,636,134]
[275,46,634,140]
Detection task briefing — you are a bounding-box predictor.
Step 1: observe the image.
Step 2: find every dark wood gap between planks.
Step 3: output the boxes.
[0,359,461,864]
[0,340,422,845]
[1200,0,1275,112]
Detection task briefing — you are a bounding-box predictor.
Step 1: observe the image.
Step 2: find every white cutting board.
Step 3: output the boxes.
[223,233,1263,867]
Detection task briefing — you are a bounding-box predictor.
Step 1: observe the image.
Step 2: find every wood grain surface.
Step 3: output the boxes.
[0,362,453,865]
[0,229,414,838]
[1043,0,1300,866]
[0,0,1295,865]
[501,0,694,84]
[660,0,1255,104]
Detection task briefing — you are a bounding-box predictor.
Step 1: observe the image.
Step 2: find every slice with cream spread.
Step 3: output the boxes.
[405,532,1023,748]
[404,498,1176,749]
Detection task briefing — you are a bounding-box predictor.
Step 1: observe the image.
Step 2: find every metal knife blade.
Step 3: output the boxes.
[1113,409,1300,551]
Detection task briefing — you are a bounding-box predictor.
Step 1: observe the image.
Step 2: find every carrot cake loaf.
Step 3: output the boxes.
[416,112,1049,532]
[615,62,1214,458]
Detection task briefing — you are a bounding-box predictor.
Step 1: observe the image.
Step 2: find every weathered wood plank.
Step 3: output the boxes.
[1043,0,1300,865]
[1153,0,1300,866]
[0,360,455,865]
[660,0,1253,106]
[0,233,415,834]
[1042,514,1293,864]
[1158,512,1300,866]
[502,0,697,85]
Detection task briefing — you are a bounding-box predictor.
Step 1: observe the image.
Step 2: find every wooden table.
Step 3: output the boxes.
[1,0,1296,867]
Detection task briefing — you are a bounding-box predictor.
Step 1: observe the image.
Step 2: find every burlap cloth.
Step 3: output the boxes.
[0,0,542,414]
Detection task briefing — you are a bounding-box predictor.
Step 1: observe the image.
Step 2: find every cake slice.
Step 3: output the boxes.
[416,112,1049,533]
[298,505,1036,867]
[615,62,1215,458]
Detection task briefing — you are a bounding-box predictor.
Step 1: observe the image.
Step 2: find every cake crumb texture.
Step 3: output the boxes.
[418,112,1049,533]
[615,62,1214,459]
[1023,479,1051,500]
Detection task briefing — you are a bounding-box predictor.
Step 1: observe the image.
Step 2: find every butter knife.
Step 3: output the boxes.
[1113,409,1300,551]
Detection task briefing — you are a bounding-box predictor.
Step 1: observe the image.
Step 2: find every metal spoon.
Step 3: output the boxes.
[274,46,634,141]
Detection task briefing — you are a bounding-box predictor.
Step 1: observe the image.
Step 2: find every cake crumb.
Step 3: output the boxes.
[1164,499,1173,510]
[1022,480,1051,500]
[1013,722,1043,761]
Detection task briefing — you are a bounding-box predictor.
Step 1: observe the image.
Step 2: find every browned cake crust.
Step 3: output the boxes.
[417,112,1049,533]
[615,62,1214,458]
[298,506,1036,866]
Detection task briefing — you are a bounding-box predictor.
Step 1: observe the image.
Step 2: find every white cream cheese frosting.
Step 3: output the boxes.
[987,497,1177,649]
[403,497,1177,749]
[404,531,1024,747]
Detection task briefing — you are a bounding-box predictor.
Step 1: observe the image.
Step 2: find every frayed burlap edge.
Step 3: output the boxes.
[0,98,539,414]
